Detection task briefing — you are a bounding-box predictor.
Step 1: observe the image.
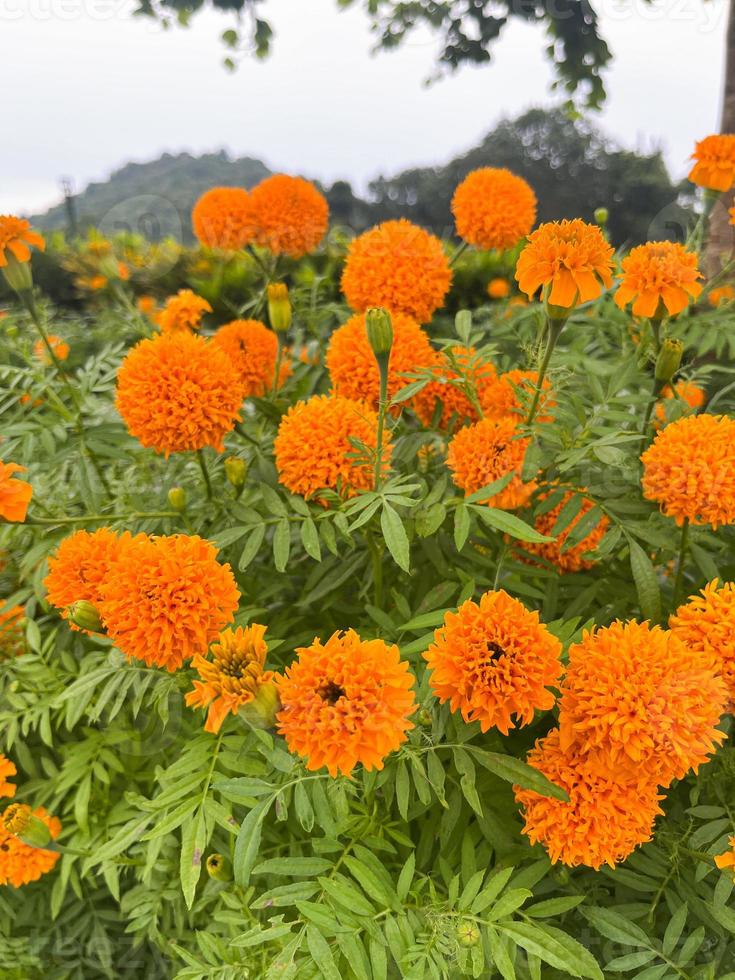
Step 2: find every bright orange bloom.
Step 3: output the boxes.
[521,490,608,574]
[98,534,240,672]
[274,394,390,502]
[137,295,158,317]
[708,285,735,307]
[0,807,61,887]
[186,624,276,733]
[249,174,329,258]
[487,277,511,299]
[446,415,536,510]
[481,369,554,423]
[211,319,291,396]
[641,414,735,529]
[0,216,44,267]
[614,242,703,318]
[515,729,663,869]
[413,347,498,431]
[425,589,561,734]
[341,219,452,323]
[452,168,537,251]
[654,379,706,426]
[0,462,32,522]
[715,836,735,871]
[0,755,16,798]
[558,620,727,785]
[116,332,243,456]
[515,219,614,308]
[156,289,212,334]
[33,335,69,364]
[670,580,735,713]
[689,134,735,191]
[0,606,25,661]
[326,311,436,410]
[192,186,254,251]
[277,630,416,777]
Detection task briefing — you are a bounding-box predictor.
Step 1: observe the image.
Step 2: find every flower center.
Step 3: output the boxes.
[485,641,506,665]
[319,681,347,705]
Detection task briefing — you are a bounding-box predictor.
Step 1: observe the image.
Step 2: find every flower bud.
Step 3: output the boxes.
[1,803,51,848]
[2,254,33,295]
[655,338,683,385]
[206,852,233,882]
[456,919,480,948]
[237,680,281,730]
[167,487,187,512]
[365,307,393,358]
[417,707,433,727]
[66,600,104,634]
[224,456,248,490]
[267,283,292,334]
[594,207,609,226]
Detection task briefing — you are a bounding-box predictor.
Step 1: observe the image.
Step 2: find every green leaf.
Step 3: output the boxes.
[604,950,657,972]
[180,810,207,910]
[464,472,514,504]
[583,907,650,947]
[239,524,265,570]
[526,896,585,918]
[469,748,569,802]
[628,539,662,623]
[253,857,332,876]
[474,506,553,544]
[306,926,342,980]
[273,518,291,573]
[381,502,410,572]
[454,504,471,551]
[300,517,321,561]
[500,921,603,980]
[233,800,269,887]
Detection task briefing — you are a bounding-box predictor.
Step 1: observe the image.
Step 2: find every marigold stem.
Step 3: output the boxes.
[450,241,469,267]
[374,356,389,491]
[526,317,563,426]
[197,449,214,500]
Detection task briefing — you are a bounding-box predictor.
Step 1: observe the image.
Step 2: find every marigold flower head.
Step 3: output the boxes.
[211,319,291,397]
[186,624,276,733]
[708,285,735,307]
[0,216,44,267]
[274,394,390,502]
[341,219,452,323]
[689,134,735,191]
[487,277,511,299]
[614,242,703,318]
[0,755,16,798]
[670,580,735,713]
[326,311,436,410]
[249,174,329,258]
[641,413,735,529]
[33,335,69,364]
[0,806,61,887]
[137,294,159,318]
[654,379,706,427]
[155,289,212,334]
[0,462,32,522]
[116,331,243,457]
[715,836,735,872]
[277,630,416,777]
[98,533,240,672]
[481,369,554,423]
[192,186,254,251]
[413,347,498,431]
[425,589,562,734]
[515,729,663,869]
[0,606,25,661]
[520,491,608,574]
[558,620,727,785]
[446,415,536,510]
[515,219,614,308]
[452,168,537,251]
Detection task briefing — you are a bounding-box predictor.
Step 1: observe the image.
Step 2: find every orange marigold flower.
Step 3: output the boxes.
[654,379,706,427]
[481,369,554,423]
[210,319,290,396]
[116,331,243,456]
[424,589,562,734]
[452,168,537,252]
[326,311,436,410]
[0,462,32,522]
[0,216,45,267]
[521,490,608,574]
[708,285,735,307]
[641,414,735,529]
[0,606,25,661]
[0,806,61,887]
[341,219,452,323]
[413,347,498,431]
[156,289,212,334]
[558,620,727,785]
[715,836,735,872]
[670,580,735,713]
[276,629,416,777]
[689,134,735,191]
[186,624,276,733]
[33,334,69,364]
[515,729,663,869]
[274,394,390,502]
[487,277,511,299]
[446,416,536,510]
[515,219,614,308]
[98,534,240,672]
[192,186,254,251]
[249,174,329,258]
[0,755,16,798]
[614,242,703,318]
[137,294,158,317]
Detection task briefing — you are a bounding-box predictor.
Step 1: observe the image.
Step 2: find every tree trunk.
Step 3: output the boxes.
[705,0,735,274]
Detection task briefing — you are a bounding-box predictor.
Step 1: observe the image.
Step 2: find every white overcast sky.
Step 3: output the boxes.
[0,0,727,214]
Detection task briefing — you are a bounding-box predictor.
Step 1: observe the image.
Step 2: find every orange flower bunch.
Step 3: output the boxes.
[424,589,562,734]
[249,175,329,258]
[654,379,706,426]
[452,168,537,251]
[192,186,253,251]
[715,837,735,872]
[689,134,735,191]
[0,805,62,887]
[0,215,45,268]
[211,319,291,396]
[0,605,25,661]
[671,580,735,712]
[521,490,608,574]
[0,754,16,798]
[155,289,212,334]
[33,335,69,364]
[413,347,498,431]
[482,369,554,423]
[277,630,416,777]
[116,331,243,456]
[708,285,735,307]
[446,415,536,510]
[0,461,32,522]
[341,219,452,323]
[614,241,702,318]
[487,277,510,300]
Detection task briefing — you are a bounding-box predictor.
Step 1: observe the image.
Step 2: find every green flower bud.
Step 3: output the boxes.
[655,338,684,385]
[456,919,480,948]
[267,283,292,334]
[2,254,33,295]
[594,207,609,225]
[1,804,51,848]
[66,600,103,634]
[365,307,393,358]
[224,456,248,489]
[167,487,187,512]
[206,853,233,882]
[237,680,281,730]
[417,707,433,727]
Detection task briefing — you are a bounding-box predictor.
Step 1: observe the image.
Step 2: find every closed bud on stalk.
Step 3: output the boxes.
[456,919,480,947]
[224,456,248,489]
[267,283,292,333]
[1,803,51,848]
[66,599,104,634]
[417,707,433,727]
[167,487,187,511]
[594,207,609,226]
[237,680,281,730]
[365,307,393,358]
[206,853,232,882]
[2,254,33,295]
[655,338,683,385]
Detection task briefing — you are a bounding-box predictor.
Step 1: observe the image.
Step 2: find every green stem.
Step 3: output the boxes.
[21,292,81,411]
[526,317,563,426]
[197,449,213,500]
[640,377,663,443]
[272,333,284,397]
[374,356,389,491]
[450,241,469,267]
[368,533,384,608]
[672,518,690,611]
[3,511,181,526]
